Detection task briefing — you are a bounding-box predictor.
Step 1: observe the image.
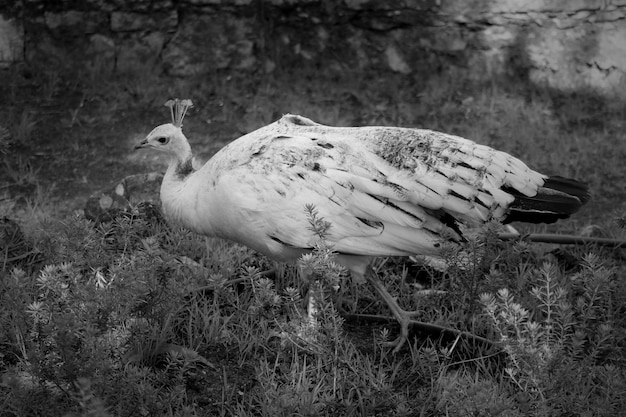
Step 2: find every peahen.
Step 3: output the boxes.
[135,99,590,350]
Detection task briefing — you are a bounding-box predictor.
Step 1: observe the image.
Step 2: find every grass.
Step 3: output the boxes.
[1,57,626,416]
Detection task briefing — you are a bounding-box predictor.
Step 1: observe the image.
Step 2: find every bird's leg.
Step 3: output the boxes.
[307,280,322,327]
[293,267,324,344]
[365,267,422,353]
[332,277,360,315]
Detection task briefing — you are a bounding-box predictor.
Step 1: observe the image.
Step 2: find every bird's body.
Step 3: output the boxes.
[140,113,588,280]
[136,102,589,350]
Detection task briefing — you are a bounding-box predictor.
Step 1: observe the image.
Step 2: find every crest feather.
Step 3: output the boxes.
[164,99,193,128]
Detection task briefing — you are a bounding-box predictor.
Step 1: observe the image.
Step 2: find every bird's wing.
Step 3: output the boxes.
[275,115,548,225]
[360,126,548,223]
[206,124,546,261]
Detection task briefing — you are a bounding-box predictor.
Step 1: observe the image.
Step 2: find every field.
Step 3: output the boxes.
[1,59,626,416]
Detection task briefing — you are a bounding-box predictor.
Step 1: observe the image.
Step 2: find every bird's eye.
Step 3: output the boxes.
[156,137,169,144]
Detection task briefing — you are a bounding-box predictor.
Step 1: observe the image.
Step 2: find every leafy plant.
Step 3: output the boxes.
[481,256,626,415]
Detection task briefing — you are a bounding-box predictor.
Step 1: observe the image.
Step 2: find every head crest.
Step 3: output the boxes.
[164,99,193,128]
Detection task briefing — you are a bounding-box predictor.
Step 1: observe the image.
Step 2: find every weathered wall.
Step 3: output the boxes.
[2,0,626,98]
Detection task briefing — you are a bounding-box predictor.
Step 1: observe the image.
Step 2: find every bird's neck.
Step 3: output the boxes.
[160,154,203,231]
[165,137,193,178]
[168,154,195,180]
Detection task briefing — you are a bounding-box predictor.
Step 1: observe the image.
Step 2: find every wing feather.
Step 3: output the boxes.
[202,116,552,262]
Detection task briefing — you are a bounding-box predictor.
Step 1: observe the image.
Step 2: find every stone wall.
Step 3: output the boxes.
[2,0,626,98]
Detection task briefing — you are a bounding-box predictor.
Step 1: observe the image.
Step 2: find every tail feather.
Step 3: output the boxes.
[504,175,590,224]
[542,176,591,205]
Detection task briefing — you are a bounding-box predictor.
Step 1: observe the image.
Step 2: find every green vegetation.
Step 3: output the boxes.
[1,59,626,416]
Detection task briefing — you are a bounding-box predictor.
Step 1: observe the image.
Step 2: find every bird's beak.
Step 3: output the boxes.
[134,139,149,150]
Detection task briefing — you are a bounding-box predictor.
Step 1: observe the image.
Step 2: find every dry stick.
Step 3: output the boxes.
[497,233,626,248]
[343,313,495,347]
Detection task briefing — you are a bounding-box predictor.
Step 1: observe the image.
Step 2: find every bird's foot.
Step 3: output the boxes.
[380,308,422,353]
[364,268,426,353]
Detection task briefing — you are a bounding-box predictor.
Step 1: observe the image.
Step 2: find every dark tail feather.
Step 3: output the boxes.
[504,176,590,224]
[543,176,591,205]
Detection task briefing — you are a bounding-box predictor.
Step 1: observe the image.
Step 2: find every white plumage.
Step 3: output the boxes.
[136,100,589,350]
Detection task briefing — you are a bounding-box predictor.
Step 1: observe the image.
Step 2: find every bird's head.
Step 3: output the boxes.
[135,123,191,160]
[135,99,194,161]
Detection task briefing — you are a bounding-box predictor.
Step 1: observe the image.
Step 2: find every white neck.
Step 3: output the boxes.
[159,154,208,233]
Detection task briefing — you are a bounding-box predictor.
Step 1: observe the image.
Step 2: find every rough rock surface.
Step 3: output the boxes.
[84,172,164,223]
[3,0,626,98]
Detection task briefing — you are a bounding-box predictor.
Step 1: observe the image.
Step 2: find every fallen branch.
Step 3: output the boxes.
[498,233,626,249]
[342,313,496,348]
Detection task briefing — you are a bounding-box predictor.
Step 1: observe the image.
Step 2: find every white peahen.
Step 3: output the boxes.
[135,99,590,350]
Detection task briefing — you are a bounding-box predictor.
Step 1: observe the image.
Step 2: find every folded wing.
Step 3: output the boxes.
[205,115,588,263]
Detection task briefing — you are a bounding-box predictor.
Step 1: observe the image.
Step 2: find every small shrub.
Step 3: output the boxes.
[481,256,626,415]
